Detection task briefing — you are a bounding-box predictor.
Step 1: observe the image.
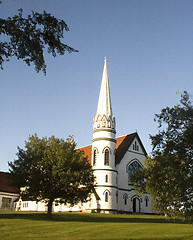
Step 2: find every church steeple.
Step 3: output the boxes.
[93,57,115,131]
[92,57,117,213]
[96,57,112,116]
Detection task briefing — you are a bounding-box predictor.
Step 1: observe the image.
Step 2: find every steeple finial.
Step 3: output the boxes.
[96,57,112,116]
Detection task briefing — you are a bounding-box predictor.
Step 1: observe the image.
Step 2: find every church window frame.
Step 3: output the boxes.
[105,191,108,202]
[23,202,28,208]
[133,141,139,151]
[123,193,128,205]
[103,189,111,202]
[93,150,97,165]
[92,147,99,166]
[126,159,143,185]
[145,196,149,207]
[104,149,109,165]
[105,175,108,183]
[1,197,12,210]
[103,146,111,166]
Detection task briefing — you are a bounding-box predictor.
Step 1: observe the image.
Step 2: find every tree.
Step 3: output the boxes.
[0,8,78,74]
[131,91,193,221]
[8,134,95,217]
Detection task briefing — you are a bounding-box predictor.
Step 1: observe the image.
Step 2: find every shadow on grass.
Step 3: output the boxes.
[0,212,188,224]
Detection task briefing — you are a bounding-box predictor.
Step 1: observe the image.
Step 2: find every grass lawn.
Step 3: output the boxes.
[0,212,192,240]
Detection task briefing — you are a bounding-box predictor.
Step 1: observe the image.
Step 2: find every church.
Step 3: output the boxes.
[14,58,153,214]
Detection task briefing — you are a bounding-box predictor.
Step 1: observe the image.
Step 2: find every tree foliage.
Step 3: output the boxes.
[8,134,94,217]
[131,92,193,221]
[0,9,78,74]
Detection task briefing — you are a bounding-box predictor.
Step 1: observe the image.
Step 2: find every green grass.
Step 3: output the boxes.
[0,212,192,240]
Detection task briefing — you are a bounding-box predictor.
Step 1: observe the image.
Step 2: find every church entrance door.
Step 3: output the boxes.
[133,197,140,212]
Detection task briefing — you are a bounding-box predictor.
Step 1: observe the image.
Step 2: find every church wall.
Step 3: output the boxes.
[94,170,117,186]
[0,191,19,211]
[92,130,117,212]
[117,143,146,191]
[92,139,116,169]
[117,189,153,213]
[116,137,153,213]
[16,200,46,211]
[94,187,117,213]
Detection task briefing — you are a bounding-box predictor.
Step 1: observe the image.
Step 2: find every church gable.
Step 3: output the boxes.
[128,136,147,156]
[115,133,147,197]
[115,132,147,165]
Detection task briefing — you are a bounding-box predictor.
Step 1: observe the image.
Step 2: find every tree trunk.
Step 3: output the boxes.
[47,199,53,218]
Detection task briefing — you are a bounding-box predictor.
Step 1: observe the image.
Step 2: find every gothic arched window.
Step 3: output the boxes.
[104,149,109,166]
[123,193,128,205]
[105,192,108,202]
[133,141,139,151]
[93,149,97,165]
[127,160,142,184]
[145,196,149,207]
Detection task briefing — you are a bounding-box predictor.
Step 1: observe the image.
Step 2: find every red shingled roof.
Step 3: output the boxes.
[78,145,92,164]
[115,133,137,164]
[0,171,18,193]
[78,132,147,165]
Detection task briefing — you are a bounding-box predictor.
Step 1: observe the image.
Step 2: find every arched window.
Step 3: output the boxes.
[105,192,108,202]
[116,191,118,203]
[145,196,149,207]
[105,175,108,183]
[133,141,139,151]
[123,193,128,205]
[104,149,109,165]
[127,160,142,184]
[93,149,97,165]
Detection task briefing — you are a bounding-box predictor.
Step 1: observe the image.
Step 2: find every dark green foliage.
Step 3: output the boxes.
[0,9,78,74]
[8,134,94,216]
[131,92,193,222]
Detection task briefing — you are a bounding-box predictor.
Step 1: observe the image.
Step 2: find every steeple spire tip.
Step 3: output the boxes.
[96,57,112,116]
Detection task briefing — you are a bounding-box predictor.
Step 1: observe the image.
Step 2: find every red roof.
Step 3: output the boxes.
[0,171,18,193]
[78,132,147,165]
[78,145,92,164]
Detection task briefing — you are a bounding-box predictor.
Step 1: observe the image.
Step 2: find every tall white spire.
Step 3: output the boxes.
[93,57,115,131]
[92,57,117,213]
[96,57,112,116]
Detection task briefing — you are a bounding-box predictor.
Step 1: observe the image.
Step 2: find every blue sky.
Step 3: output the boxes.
[0,0,192,172]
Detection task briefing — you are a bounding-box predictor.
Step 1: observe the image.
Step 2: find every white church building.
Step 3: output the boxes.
[16,58,153,214]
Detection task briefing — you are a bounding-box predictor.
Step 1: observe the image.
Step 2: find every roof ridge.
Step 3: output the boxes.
[116,132,137,139]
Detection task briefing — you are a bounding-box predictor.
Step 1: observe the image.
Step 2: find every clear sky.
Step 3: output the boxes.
[0,0,192,172]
